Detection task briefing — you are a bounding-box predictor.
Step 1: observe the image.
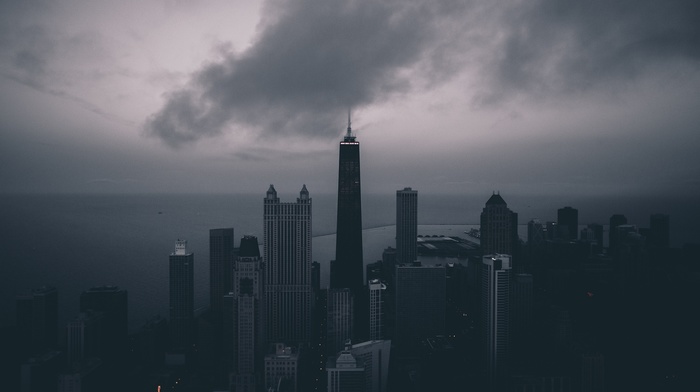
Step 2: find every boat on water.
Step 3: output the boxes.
[465,228,480,239]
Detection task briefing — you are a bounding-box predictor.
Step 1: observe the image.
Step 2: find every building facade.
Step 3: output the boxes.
[264,185,312,346]
[480,193,518,256]
[481,254,512,389]
[332,119,364,293]
[209,227,235,327]
[230,235,265,392]
[169,239,194,350]
[396,187,418,264]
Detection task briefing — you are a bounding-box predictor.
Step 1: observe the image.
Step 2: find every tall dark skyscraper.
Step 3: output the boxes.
[332,116,363,292]
[169,239,194,350]
[609,214,628,251]
[396,187,418,264]
[480,193,518,256]
[79,285,127,361]
[557,206,579,240]
[264,184,312,346]
[210,227,234,326]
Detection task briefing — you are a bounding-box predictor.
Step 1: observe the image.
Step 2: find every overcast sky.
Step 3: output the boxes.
[1,0,699,196]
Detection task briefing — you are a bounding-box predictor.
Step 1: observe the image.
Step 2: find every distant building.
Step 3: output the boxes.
[169,239,194,350]
[16,286,58,357]
[396,187,418,264]
[608,214,628,252]
[229,235,265,392]
[581,352,605,392]
[481,254,512,389]
[20,350,62,392]
[558,206,579,241]
[480,193,518,256]
[649,213,670,249]
[79,285,127,362]
[264,185,312,346]
[209,228,235,327]
[326,343,365,392]
[66,311,104,368]
[368,280,386,341]
[394,263,446,352]
[265,343,299,392]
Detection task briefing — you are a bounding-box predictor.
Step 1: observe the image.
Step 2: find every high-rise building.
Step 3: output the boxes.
[349,340,391,392]
[265,344,299,392]
[16,286,58,357]
[327,288,354,356]
[480,193,518,256]
[396,187,418,264]
[394,263,446,352]
[230,235,265,392]
[264,185,312,346]
[66,311,104,368]
[511,273,533,364]
[481,254,512,389]
[79,286,127,362]
[169,239,194,350]
[332,116,364,293]
[210,228,234,327]
[368,279,386,341]
[326,343,365,392]
[649,213,670,250]
[608,214,628,252]
[558,206,579,241]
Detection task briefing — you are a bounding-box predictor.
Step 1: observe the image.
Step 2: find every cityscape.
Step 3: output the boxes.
[2,122,698,391]
[2,1,700,391]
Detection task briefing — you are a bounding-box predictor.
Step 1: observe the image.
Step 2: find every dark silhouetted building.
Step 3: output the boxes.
[332,117,364,293]
[327,288,354,356]
[394,263,445,352]
[649,213,670,250]
[368,279,386,341]
[66,311,104,368]
[557,206,579,241]
[608,214,627,252]
[396,187,418,264]
[169,239,194,350]
[480,193,518,256]
[481,254,512,390]
[210,228,234,327]
[229,235,265,392]
[80,285,127,362]
[16,286,58,357]
[264,185,312,346]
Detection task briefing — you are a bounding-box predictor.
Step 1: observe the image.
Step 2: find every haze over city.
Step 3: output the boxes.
[2,0,699,196]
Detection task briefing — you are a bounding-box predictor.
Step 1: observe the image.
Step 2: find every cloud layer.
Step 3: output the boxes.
[145,0,471,147]
[145,0,700,147]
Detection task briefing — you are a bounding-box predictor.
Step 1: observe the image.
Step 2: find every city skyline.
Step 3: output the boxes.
[1,1,699,197]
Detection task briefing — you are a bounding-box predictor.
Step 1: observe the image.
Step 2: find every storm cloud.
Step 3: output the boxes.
[145,0,472,147]
[145,0,700,147]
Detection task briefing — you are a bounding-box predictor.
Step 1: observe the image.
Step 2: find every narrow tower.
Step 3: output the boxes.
[332,113,364,293]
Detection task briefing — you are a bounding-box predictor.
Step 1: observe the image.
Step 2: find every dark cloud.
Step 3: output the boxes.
[145,0,471,147]
[477,0,700,103]
[145,0,700,147]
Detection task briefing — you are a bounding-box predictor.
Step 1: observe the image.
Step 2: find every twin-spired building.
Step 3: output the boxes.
[263,184,313,346]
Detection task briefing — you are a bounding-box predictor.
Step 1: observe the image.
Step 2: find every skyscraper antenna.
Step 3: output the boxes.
[346,108,352,137]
